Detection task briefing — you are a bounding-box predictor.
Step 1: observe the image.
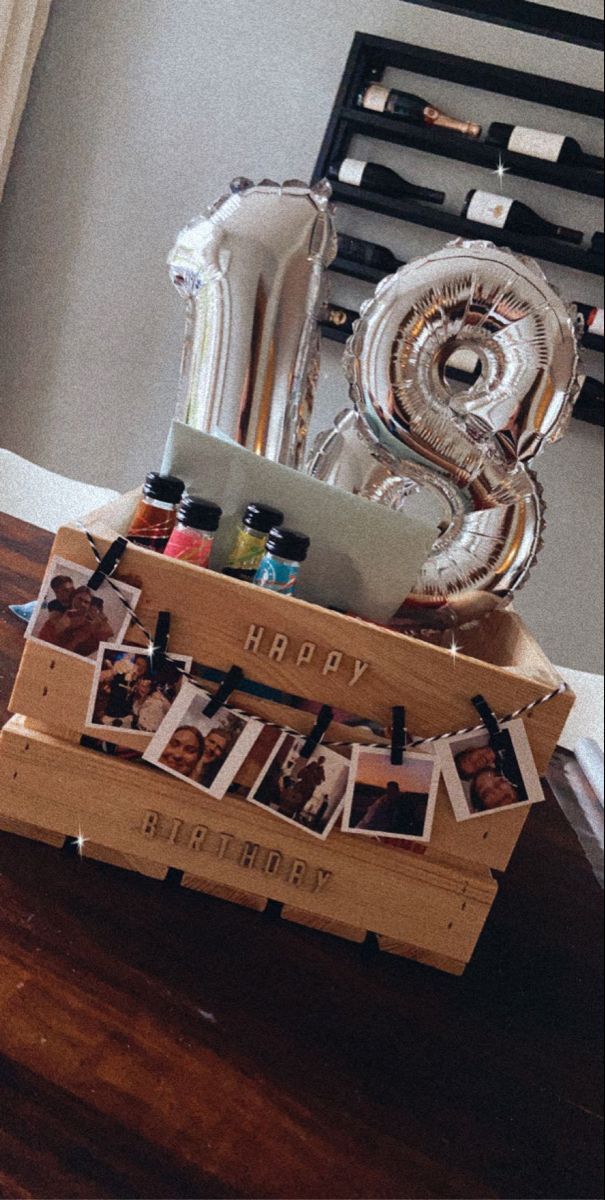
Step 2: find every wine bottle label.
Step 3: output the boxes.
[338,158,366,187]
[588,307,604,338]
[446,347,481,374]
[362,85,389,113]
[466,191,513,228]
[507,126,566,162]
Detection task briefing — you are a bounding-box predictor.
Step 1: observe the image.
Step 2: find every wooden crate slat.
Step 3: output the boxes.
[0,717,497,965]
[10,524,572,771]
[376,935,466,975]
[81,842,168,878]
[281,906,367,943]
[181,875,268,910]
[0,814,65,848]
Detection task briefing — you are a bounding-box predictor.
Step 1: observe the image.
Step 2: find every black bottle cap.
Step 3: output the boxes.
[485,122,508,146]
[265,527,310,562]
[243,503,285,534]
[143,472,185,505]
[177,495,222,531]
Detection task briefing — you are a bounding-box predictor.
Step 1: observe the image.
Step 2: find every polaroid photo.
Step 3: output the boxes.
[143,679,264,799]
[25,555,140,664]
[227,724,286,801]
[437,718,544,822]
[246,733,354,840]
[342,747,440,843]
[85,643,193,736]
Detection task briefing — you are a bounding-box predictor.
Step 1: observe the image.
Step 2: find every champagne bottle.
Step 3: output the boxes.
[337,234,403,273]
[359,84,481,139]
[486,123,587,164]
[462,189,583,244]
[329,159,445,206]
[575,303,604,351]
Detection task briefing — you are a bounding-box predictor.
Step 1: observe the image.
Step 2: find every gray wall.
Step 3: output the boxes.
[0,0,602,671]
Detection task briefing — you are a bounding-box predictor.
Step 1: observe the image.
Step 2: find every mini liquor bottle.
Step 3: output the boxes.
[224,502,285,580]
[163,496,222,567]
[127,473,185,552]
[254,528,310,596]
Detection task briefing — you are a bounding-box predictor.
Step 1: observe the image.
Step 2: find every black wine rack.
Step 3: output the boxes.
[313,30,604,425]
[313,34,603,217]
[399,1,603,51]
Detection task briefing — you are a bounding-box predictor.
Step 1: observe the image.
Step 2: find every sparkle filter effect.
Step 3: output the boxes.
[72,825,90,857]
[494,155,510,191]
[449,636,460,664]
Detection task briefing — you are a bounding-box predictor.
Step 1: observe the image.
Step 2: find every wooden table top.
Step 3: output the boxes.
[0,511,602,1200]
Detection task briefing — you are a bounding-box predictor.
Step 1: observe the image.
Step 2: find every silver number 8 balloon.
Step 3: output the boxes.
[308,239,580,629]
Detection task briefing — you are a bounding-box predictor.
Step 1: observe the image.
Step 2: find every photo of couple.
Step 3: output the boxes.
[343,748,440,843]
[26,555,140,661]
[86,645,192,735]
[438,719,543,821]
[143,680,264,799]
[247,734,352,839]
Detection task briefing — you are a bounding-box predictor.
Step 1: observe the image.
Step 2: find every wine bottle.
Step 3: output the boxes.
[591,231,604,257]
[486,122,587,164]
[321,305,358,341]
[359,84,481,139]
[574,375,604,427]
[575,303,604,351]
[462,189,583,244]
[329,159,445,206]
[337,234,404,273]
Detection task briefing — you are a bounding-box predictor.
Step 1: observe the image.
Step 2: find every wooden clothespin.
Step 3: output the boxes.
[300,704,333,760]
[390,705,407,766]
[87,536,128,590]
[149,610,171,675]
[204,665,244,717]
[471,694,501,748]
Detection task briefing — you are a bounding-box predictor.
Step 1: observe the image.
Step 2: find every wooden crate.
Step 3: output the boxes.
[0,492,574,973]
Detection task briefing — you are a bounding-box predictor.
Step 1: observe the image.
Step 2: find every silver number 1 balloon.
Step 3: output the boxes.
[168,178,337,469]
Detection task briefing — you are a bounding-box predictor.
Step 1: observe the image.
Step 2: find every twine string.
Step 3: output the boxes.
[80,526,569,751]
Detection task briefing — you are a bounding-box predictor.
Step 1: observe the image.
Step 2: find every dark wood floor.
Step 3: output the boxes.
[0,511,602,1200]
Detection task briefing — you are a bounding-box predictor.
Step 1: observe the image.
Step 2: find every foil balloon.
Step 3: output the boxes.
[308,239,579,628]
[307,408,544,628]
[168,177,337,469]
